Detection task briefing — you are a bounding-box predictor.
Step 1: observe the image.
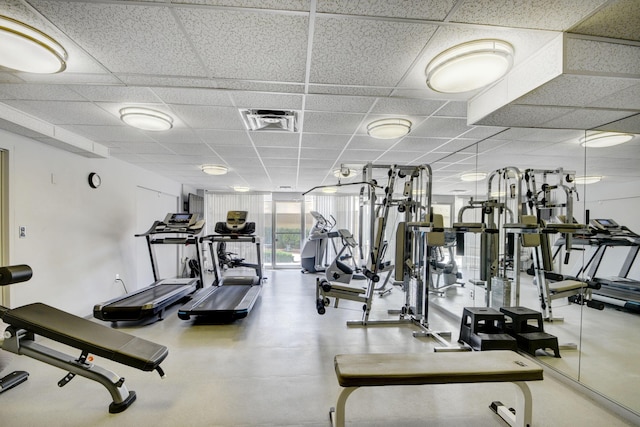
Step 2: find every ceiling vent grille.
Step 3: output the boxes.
[240,109,298,132]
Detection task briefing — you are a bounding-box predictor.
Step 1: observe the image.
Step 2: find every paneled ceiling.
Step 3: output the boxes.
[0,0,638,195]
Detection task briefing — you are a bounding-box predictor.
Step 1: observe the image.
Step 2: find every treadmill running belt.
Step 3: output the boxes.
[107,284,188,308]
[194,285,253,312]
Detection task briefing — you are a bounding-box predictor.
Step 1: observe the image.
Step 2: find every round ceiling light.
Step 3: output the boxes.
[579,131,633,148]
[120,107,173,131]
[460,172,487,182]
[0,15,68,74]
[233,186,250,192]
[367,118,412,139]
[426,39,514,93]
[333,168,358,178]
[574,176,602,185]
[201,165,228,175]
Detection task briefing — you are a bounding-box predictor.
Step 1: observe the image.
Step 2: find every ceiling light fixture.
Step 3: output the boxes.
[426,39,514,93]
[333,168,358,178]
[201,165,228,175]
[0,15,68,74]
[120,107,173,131]
[233,186,250,192]
[460,172,487,182]
[322,187,337,194]
[579,131,633,148]
[574,175,602,185]
[367,118,412,139]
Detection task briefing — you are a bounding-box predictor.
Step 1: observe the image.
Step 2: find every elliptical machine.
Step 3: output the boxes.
[324,228,366,284]
[300,211,337,273]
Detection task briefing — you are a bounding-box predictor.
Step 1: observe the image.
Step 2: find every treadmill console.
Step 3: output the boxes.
[590,218,619,231]
[164,213,197,228]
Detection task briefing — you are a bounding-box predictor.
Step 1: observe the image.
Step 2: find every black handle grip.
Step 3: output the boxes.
[0,265,33,286]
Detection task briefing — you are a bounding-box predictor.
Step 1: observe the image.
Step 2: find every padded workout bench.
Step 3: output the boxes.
[1,265,168,413]
[331,350,543,427]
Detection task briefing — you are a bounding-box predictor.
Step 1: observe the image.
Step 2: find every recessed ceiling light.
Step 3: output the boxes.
[322,187,337,194]
[426,39,514,93]
[120,107,173,131]
[201,165,228,175]
[451,189,468,193]
[579,131,633,148]
[233,186,250,192]
[460,172,487,182]
[367,118,411,139]
[574,175,602,184]
[0,15,68,74]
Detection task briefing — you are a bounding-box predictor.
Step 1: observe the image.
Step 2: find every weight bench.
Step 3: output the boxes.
[0,265,168,413]
[331,350,543,427]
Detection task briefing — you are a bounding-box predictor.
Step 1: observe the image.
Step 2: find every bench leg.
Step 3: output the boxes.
[330,386,358,427]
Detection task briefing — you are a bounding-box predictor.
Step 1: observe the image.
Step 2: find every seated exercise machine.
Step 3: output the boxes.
[178,211,263,321]
[0,265,167,413]
[301,211,337,273]
[94,213,205,325]
[324,228,367,284]
[429,230,464,295]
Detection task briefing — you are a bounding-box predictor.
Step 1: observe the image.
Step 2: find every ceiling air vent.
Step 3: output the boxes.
[240,109,298,132]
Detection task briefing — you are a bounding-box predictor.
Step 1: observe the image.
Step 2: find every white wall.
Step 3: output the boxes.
[582,181,640,232]
[0,129,183,316]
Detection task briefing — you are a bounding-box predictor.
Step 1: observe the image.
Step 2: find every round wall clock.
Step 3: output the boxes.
[88,172,101,188]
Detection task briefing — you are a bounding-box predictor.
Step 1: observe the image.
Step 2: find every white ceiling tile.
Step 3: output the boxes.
[114,142,174,155]
[305,95,375,113]
[4,100,120,126]
[543,109,637,130]
[262,158,299,167]
[197,130,253,146]
[411,117,472,138]
[590,82,640,110]
[163,143,217,156]
[65,125,156,143]
[301,133,351,149]
[148,129,203,144]
[251,132,300,148]
[211,145,258,158]
[303,112,364,134]
[516,75,639,108]
[231,93,303,110]
[117,75,218,88]
[257,147,298,159]
[339,149,384,162]
[348,135,397,150]
[172,0,309,11]
[174,8,308,81]
[377,150,425,162]
[311,17,438,86]
[433,101,467,118]
[0,84,85,101]
[216,81,304,93]
[71,86,160,103]
[170,105,245,129]
[449,0,607,31]
[308,86,392,97]
[317,0,456,19]
[570,0,640,41]
[594,113,640,134]
[151,88,232,106]
[300,147,342,159]
[30,1,208,76]
[371,98,445,116]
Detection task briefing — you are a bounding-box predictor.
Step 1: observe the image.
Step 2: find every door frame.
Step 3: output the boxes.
[271,193,305,269]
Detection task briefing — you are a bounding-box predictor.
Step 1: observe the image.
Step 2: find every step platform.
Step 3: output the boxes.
[500,306,560,358]
[459,307,517,351]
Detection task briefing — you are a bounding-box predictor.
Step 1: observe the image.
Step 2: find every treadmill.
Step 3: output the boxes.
[178,211,262,321]
[94,213,205,324]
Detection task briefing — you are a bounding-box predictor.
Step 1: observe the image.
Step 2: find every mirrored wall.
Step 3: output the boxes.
[431,127,639,415]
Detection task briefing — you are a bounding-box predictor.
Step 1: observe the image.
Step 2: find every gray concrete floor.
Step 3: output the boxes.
[0,269,638,426]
